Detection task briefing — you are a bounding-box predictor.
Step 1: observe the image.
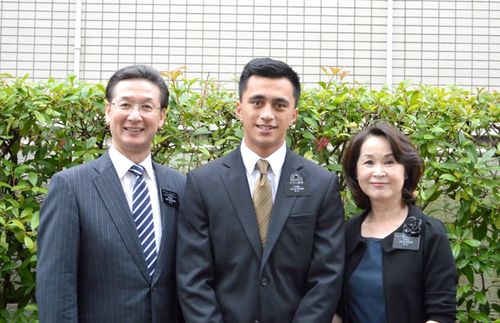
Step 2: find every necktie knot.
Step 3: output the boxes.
[256,159,269,175]
[129,164,145,177]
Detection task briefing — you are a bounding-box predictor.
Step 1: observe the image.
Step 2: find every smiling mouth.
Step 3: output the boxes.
[256,125,276,130]
[125,127,144,132]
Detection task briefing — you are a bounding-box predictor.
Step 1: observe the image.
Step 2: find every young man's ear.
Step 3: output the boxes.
[235,101,242,121]
[290,108,298,126]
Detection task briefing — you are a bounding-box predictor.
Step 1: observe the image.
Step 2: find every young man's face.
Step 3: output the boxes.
[236,75,297,157]
[105,79,165,162]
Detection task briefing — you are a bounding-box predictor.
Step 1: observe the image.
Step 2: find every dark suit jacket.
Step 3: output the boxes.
[338,204,457,323]
[36,151,186,323]
[177,148,345,323]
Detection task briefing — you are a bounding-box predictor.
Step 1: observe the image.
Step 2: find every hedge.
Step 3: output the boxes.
[0,69,498,322]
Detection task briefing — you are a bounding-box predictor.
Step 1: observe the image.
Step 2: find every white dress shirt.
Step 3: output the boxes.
[240,140,287,202]
[109,145,162,253]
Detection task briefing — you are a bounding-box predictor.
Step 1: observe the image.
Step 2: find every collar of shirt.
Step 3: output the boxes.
[109,145,154,180]
[240,140,287,179]
[240,140,286,202]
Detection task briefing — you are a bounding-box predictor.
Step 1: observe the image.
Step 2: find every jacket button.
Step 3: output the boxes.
[254,320,261,323]
[260,278,268,287]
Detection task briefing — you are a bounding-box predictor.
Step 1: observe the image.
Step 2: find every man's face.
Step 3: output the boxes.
[236,75,297,157]
[105,79,165,161]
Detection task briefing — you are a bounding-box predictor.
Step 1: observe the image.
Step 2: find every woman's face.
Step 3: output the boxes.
[356,135,406,205]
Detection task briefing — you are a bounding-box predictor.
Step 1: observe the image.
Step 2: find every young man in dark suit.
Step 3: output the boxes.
[36,65,185,322]
[177,58,345,323]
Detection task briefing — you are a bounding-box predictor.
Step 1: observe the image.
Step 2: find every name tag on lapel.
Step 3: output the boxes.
[392,215,422,250]
[392,232,420,251]
[161,189,179,208]
[285,172,310,196]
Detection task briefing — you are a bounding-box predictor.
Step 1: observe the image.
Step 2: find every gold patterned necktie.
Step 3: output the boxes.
[252,159,273,246]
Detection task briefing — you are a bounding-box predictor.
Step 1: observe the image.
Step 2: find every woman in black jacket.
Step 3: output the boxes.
[336,121,457,323]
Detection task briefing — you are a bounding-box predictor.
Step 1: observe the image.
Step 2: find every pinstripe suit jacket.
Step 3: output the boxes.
[36,151,185,323]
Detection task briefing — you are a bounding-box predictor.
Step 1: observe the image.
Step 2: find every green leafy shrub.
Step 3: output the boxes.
[0,70,498,322]
[0,74,106,322]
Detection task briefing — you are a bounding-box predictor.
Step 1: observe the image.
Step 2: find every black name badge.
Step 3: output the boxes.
[285,173,309,196]
[161,189,179,208]
[392,232,420,251]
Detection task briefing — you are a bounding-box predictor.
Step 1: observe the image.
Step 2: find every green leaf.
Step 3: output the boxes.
[7,219,26,231]
[6,198,21,209]
[192,127,212,136]
[30,211,40,230]
[11,183,29,191]
[2,262,18,273]
[33,110,49,124]
[20,208,33,220]
[439,174,458,182]
[464,239,481,248]
[85,137,97,149]
[469,311,490,323]
[80,85,90,98]
[439,162,462,170]
[303,117,318,128]
[197,147,210,156]
[214,138,226,146]
[28,172,38,186]
[475,291,488,305]
[479,148,496,161]
[461,266,475,285]
[455,258,469,269]
[0,182,12,189]
[422,183,440,202]
[452,243,461,259]
[426,142,437,154]
[464,142,478,164]
[474,221,488,241]
[24,236,35,251]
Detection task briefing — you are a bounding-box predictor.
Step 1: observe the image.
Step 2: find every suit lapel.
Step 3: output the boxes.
[220,149,263,259]
[151,162,177,283]
[92,152,151,282]
[261,150,301,267]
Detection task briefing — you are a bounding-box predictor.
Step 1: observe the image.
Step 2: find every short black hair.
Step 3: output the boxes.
[238,58,301,107]
[105,65,169,109]
[342,121,424,209]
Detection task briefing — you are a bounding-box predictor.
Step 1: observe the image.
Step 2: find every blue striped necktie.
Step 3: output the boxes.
[129,164,157,277]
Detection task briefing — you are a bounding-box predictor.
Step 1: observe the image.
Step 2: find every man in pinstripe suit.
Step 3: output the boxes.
[36,65,185,322]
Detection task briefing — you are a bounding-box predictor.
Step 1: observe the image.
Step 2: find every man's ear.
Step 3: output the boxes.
[104,102,111,123]
[158,108,166,129]
[291,108,298,125]
[235,101,242,120]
